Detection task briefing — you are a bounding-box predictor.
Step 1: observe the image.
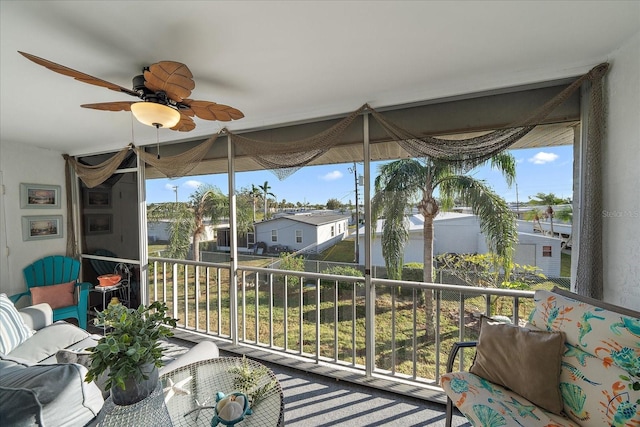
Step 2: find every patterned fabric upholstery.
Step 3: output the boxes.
[441,371,579,426]
[528,290,640,427]
[0,293,33,355]
[441,289,640,427]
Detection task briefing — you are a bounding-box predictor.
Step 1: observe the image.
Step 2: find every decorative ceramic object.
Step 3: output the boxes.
[110,363,158,406]
[210,392,252,427]
[97,274,121,287]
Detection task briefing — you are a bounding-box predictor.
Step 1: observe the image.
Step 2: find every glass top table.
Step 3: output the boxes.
[161,357,284,427]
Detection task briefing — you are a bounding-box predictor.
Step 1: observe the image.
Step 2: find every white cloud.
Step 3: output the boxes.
[528,152,559,165]
[164,183,177,191]
[321,171,343,181]
[184,180,203,188]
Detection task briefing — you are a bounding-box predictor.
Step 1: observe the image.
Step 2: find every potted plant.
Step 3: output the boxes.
[85,301,178,405]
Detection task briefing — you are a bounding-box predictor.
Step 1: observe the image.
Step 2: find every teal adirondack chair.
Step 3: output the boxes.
[11,255,91,329]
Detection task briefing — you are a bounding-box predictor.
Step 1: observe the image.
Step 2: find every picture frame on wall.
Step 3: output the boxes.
[85,214,112,235]
[21,215,63,241]
[84,188,111,208]
[20,183,61,209]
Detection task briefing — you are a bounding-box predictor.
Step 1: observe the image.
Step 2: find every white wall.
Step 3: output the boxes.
[602,31,640,310]
[516,233,562,277]
[0,140,66,302]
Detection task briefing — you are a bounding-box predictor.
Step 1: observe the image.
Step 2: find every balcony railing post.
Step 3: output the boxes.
[195,265,200,330]
[315,277,320,362]
[172,262,178,321]
[435,288,442,383]
[205,267,211,334]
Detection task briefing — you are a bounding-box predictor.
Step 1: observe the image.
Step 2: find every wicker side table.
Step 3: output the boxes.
[95,382,172,427]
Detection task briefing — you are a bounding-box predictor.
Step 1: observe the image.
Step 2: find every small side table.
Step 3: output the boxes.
[95,382,172,426]
[90,284,122,332]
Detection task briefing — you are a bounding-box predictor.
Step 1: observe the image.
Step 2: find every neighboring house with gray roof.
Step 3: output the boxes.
[254,212,350,254]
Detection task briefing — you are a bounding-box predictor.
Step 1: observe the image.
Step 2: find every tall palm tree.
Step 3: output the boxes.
[250,184,261,223]
[371,154,517,339]
[259,181,275,220]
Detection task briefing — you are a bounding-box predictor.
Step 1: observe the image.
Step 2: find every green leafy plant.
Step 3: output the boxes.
[228,356,277,408]
[85,301,178,391]
[277,253,305,286]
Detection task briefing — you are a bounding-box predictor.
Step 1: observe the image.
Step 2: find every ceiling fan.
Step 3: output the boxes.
[18,51,244,132]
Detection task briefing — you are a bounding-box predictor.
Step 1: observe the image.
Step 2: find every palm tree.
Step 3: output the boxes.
[524,207,546,234]
[259,181,275,220]
[190,185,228,262]
[250,184,261,223]
[372,154,517,340]
[148,184,228,262]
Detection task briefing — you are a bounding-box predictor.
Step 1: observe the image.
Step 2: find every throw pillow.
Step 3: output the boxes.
[56,348,110,399]
[469,316,565,415]
[30,281,75,310]
[0,293,33,354]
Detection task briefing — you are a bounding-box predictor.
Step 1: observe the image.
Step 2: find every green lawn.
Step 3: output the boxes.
[561,252,571,277]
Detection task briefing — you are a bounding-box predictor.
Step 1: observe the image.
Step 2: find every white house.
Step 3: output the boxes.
[254,212,350,254]
[147,220,216,243]
[358,212,563,277]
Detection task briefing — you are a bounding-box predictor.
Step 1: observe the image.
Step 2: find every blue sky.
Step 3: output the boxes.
[145,145,573,206]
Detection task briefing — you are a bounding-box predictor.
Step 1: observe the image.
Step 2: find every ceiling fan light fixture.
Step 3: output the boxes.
[130,102,180,128]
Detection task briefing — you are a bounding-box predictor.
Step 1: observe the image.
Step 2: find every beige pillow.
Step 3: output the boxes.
[30,281,75,310]
[470,316,565,415]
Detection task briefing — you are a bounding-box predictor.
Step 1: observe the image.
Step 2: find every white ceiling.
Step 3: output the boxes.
[1,1,638,157]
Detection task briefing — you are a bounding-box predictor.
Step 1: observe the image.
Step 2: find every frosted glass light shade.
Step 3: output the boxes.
[130,102,181,128]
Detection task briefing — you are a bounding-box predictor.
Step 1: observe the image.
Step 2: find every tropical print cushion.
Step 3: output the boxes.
[528,290,640,376]
[441,371,579,427]
[528,289,640,427]
[559,342,640,427]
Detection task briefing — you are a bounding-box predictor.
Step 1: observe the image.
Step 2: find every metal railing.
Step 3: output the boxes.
[148,256,535,391]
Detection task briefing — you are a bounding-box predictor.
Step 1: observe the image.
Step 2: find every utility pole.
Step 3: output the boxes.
[515,182,519,219]
[349,162,360,264]
[172,185,178,204]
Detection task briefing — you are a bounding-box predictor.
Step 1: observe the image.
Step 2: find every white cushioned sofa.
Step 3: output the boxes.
[0,294,104,426]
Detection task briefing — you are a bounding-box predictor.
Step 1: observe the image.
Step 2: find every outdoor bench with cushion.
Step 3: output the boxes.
[441,287,640,427]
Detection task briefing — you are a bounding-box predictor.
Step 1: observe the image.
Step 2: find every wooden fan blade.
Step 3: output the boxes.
[19,51,140,98]
[81,101,135,112]
[171,113,196,132]
[144,61,195,102]
[183,99,244,122]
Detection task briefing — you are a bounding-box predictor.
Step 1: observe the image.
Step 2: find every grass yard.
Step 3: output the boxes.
[146,261,542,380]
[146,237,568,380]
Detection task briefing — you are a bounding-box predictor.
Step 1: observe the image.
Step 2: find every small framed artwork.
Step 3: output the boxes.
[85,214,112,235]
[20,183,61,209]
[84,188,111,208]
[22,215,63,241]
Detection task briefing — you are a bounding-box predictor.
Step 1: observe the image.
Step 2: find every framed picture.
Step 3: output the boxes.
[21,215,63,241]
[84,188,111,208]
[20,183,61,209]
[85,214,112,235]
